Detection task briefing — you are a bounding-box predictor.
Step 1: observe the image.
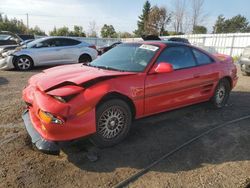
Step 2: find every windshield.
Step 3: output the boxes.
[0,34,11,40]
[90,43,159,72]
[26,38,45,48]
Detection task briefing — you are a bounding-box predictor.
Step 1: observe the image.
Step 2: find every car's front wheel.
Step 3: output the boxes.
[90,99,132,148]
[14,56,34,71]
[211,79,231,108]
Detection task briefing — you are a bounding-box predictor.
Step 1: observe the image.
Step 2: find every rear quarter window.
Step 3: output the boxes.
[192,49,214,65]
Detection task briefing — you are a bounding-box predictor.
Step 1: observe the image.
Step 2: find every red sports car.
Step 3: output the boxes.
[22,41,238,154]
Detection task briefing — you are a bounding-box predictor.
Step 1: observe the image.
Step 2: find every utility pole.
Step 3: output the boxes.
[26,13,29,33]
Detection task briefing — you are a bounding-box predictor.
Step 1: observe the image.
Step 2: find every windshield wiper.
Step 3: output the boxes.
[84,64,125,72]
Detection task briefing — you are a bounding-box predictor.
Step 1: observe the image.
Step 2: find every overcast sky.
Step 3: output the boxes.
[1,0,250,35]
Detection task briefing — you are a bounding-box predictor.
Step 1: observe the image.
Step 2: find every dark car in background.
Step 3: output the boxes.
[239,46,250,76]
[98,41,122,55]
[0,31,36,57]
[167,37,190,44]
[0,31,23,46]
[142,35,190,44]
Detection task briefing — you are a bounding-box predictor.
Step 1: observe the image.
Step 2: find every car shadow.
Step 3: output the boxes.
[60,90,250,175]
[0,77,9,85]
[7,65,54,73]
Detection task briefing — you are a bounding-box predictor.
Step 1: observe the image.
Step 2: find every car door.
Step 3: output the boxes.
[31,38,65,65]
[144,45,204,115]
[191,48,218,98]
[57,38,81,63]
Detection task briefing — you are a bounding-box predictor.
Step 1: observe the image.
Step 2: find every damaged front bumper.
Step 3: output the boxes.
[0,56,14,70]
[22,110,60,155]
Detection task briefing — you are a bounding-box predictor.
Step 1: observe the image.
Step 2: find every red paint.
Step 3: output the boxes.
[22,42,238,141]
[154,62,174,73]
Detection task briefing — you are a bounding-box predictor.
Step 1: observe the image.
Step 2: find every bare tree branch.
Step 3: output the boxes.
[88,21,98,37]
[172,0,186,33]
[191,0,206,31]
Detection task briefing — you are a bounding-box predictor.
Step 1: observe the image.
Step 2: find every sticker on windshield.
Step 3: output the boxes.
[139,44,159,51]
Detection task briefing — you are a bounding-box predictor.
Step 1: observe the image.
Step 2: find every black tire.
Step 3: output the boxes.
[90,99,132,148]
[210,79,231,108]
[14,55,34,71]
[79,54,92,64]
[242,71,250,76]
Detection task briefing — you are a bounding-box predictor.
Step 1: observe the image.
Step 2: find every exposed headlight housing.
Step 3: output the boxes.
[2,50,15,57]
[52,96,66,103]
[50,94,78,103]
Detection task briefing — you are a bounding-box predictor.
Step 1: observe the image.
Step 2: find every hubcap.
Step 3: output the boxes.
[216,85,226,104]
[17,58,31,70]
[98,106,125,139]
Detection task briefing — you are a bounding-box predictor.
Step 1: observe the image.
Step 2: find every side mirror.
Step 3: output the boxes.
[154,62,174,73]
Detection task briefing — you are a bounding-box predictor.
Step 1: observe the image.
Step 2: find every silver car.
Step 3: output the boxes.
[0,37,98,70]
[239,46,250,76]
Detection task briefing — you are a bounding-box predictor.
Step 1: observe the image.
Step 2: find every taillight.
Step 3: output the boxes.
[89,45,96,50]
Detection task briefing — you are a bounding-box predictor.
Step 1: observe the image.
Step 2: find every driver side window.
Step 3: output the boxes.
[156,46,196,70]
[35,40,50,48]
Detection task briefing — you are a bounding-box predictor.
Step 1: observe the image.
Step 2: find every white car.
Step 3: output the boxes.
[0,37,98,70]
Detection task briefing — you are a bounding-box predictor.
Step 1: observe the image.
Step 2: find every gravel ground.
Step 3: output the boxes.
[0,66,249,188]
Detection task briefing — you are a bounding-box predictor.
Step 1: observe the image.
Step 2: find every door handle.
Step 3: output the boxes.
[193,74,200,78]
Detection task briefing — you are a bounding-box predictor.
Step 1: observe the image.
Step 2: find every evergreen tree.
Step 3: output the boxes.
[134,0,151,36]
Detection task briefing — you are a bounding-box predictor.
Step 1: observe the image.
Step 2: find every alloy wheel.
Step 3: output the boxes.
[215,84,226,105]
[97,106,125,139]
[17,57,31,70]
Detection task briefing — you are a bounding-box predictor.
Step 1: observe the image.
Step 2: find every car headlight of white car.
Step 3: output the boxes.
[1,50,16,58]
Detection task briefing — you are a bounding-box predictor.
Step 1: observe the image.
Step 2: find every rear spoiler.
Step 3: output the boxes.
[213,53,233,63]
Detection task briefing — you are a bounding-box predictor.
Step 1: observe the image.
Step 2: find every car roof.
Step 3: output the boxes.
[136,40,192,47]
[41,36,80,40]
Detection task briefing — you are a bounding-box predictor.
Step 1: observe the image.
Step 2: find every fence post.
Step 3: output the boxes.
[202,36,205,46]
[230,35,235,56]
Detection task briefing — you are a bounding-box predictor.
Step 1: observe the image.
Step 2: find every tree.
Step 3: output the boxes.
[29,26,46,36]
[134,0,151,36]
[193,25,207,34]
[88,21,98,37]
[146,6,171,35]
[100,24,117,38]
[118,32,133,38]
[71,25,86,37]
[49,25,86,36]
[0,13,27,34]
[213,14,250,33]
[49,26,69,36]
[213,15,225,33]
[172,0,186,33]
[191,0,206,32]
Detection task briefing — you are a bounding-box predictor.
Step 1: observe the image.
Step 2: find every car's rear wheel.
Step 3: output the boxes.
[79,54,92,64]
[211,79,231,108]
[14,55,34,71]
[90,99,132,148]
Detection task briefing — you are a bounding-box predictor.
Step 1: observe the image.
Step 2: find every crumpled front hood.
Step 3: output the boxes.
[30,64,135,91]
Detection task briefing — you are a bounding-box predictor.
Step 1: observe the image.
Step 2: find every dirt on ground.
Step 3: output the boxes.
[0,66,250,188]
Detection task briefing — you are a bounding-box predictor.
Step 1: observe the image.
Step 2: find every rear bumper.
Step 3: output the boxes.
[22,110,60,154]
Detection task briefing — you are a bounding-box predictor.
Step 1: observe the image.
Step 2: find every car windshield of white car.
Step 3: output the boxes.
[90,43,159,72]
